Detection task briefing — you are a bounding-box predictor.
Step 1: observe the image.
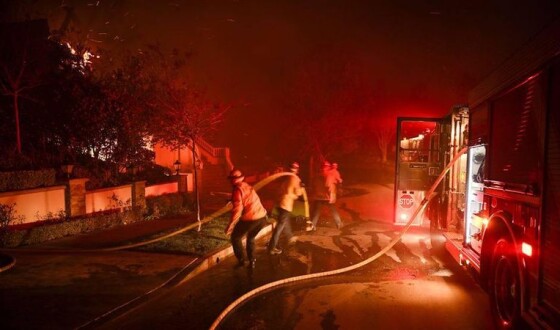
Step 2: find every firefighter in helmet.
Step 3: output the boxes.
[267,162,303,255]
[307,161,344,231]
[224,168,268,269]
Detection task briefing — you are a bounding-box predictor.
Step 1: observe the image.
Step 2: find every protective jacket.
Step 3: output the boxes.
[226,181,267,233]
[312,171,336,203]
[278,173,303,212]
[328,169,343,185]
[325,169,342,202]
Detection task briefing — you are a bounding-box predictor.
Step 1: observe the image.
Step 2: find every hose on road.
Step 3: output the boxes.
[209,147,467,330]
[0,172,300,255]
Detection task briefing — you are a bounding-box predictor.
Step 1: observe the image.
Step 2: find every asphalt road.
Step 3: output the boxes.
[98,183,495,330]
[0,183,495,329]
[0,217,200,329]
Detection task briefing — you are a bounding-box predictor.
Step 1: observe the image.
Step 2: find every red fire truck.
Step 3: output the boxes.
[395,19,560,329]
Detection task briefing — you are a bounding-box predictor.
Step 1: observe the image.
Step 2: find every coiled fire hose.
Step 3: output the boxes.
[209,147,467,330]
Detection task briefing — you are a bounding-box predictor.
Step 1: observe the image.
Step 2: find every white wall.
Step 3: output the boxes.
[85,184,132,214]
[145,182,179,197]
[0,186,66,224]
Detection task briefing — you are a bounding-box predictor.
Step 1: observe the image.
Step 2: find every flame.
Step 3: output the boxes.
[65,42,98,71]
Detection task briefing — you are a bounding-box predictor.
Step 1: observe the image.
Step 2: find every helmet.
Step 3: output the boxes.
[289,162,300,172]
[227,169,244,183]
[332,162,338,169]
[322,161,331,168]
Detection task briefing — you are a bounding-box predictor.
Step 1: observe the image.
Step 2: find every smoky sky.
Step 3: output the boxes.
[4,0,560,164]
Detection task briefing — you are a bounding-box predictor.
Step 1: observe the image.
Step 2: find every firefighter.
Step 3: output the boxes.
[307,161,344,231]
[224,169,268,269]
[267,162,303,255]
[330,162,343,185]
[329,162,343,200]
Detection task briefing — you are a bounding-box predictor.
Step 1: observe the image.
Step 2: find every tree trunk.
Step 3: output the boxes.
[308,155,315,188]
[14,92,21,154]
[191,138,201,222]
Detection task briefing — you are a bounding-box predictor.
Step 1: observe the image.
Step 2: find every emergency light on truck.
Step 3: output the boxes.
[393,18,560,328]
[521,242,532,257]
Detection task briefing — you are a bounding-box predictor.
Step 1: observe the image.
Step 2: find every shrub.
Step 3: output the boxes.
[34,209,69,223]
[0,203,24,234]
[108,193,132,210]
[0,169,57,192]
[0,209,142,248]
[145,193,193,220]
[137,163,174,185]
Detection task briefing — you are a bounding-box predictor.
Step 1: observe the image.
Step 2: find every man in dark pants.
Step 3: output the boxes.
[224,169,268,269]
[267,162,303,255]
[307,161,343,231]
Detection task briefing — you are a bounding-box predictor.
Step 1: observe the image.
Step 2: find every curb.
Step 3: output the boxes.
[78,224,273,328]
[177,224,273,285]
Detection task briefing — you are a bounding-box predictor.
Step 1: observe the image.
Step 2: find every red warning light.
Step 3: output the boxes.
[522,242,533,257]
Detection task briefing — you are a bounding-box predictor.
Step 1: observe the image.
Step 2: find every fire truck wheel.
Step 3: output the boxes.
[489,237,522,330]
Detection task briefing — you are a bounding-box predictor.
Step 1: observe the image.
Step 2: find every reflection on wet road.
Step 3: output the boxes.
[100,183,493,330]
[222,222,493,330]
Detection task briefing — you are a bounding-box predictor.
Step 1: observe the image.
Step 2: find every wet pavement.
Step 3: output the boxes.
[0,183,493,329]
[0,217,200,329]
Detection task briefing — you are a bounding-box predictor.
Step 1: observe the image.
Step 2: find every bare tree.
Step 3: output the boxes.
[153,83,228,219]
[374,124,394,164]
[279,47,369,177]
[0,20,52,154]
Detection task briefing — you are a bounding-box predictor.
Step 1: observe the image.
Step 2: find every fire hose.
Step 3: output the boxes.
[0,172,304,329]
[209,147,467,330]
[0,172,301,255]
[1,148,467,327]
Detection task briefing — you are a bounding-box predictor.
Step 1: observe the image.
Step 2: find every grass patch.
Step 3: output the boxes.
[134,216,231,256]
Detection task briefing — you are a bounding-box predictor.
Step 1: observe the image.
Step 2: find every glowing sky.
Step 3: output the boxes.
[4,0,560,163]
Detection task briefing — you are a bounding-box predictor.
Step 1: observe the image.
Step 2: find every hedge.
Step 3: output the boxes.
[0,169,57,192]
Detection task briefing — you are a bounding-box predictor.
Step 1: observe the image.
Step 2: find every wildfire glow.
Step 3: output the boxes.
[65,42,98,71]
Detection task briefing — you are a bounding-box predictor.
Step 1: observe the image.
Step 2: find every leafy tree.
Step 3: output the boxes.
[116,45,229,155]
[0,19,95,172]
[95,54,155,170]
[1,20,228,193]
[130,45,229,220]
[154,87,228,221]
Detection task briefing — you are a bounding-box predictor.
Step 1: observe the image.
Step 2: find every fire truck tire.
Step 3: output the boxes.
[489,237,522,330]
